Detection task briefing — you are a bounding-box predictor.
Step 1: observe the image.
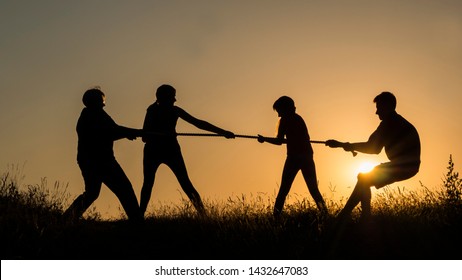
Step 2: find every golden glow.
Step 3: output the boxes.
[1,2,461,219]
[355,161,378,174]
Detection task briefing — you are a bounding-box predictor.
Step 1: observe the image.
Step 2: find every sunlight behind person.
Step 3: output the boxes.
[0,1,461,220]
[355,161,379,174]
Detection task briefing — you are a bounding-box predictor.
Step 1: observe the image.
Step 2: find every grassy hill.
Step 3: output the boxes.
[1,156,461,260]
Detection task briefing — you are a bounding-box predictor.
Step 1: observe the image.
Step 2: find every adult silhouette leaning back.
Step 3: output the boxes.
[326,91,421,221]
[140,84,235,217]
[64,87,144,222]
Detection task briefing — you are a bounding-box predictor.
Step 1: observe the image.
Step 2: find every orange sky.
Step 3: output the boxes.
[1,1,461,219]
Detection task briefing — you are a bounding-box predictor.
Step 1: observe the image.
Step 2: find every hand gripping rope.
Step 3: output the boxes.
[145,132,357,157]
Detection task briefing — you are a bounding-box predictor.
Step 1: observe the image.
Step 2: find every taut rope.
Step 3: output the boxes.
[147,131,327,144]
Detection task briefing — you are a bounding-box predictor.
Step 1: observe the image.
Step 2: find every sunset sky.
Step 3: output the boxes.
[1,1,461,219]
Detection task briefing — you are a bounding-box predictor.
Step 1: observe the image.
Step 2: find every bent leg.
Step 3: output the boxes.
[64,164,102,221]
[359,177,372,218]
[167,152,205,214]
[358,162,419,219]
[337,183,362,219]
[300,158,327,212]
[140,155,161,216]
[274,158,299,216]
[338,172,373,219]
[103,161,142,221]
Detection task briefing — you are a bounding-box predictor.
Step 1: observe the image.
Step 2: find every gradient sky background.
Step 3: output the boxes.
[1,0,461,219]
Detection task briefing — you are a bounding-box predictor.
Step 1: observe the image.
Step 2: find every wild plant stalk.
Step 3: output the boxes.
[372,155,461,224]
[440,154,462,207]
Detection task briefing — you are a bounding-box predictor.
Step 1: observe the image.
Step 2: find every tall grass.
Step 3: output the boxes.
[373,155,461,222]
[0,155,461,259]
[0,167,69,226]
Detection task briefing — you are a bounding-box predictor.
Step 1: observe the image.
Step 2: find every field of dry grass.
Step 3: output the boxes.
[1,156,461,260]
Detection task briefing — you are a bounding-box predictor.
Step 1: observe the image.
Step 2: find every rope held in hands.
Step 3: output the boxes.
[178,133,354,153]
[145,132,357,156]
[151,131,323,142]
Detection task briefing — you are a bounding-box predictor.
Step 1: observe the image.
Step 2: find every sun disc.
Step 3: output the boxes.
[356,161,377,174]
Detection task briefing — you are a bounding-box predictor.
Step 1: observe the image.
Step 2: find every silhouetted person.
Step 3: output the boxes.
[64,87,144,222]
[258,96,327,217]
[326,91,421,221]
[140,84,234,216]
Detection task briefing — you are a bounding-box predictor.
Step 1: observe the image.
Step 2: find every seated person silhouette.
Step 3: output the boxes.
[140,84,234,217]
[258,96,327,217]
[64,87,144,222]
[326,91,421,221]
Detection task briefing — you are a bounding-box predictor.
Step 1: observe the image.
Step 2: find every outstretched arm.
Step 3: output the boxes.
[257,134,286,145]
[177,107,235,138]
[325,139,382,155]
[258,119,287,146]
[114,126,144,141]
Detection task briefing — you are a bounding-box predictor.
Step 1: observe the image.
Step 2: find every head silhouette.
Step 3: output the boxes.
[82,87,105,108]
[273,96,296,117]
[156,84,176,105]
[374,91,396,120]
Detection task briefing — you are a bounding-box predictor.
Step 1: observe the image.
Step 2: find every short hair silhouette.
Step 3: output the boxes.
[156,84,176,102]
[326,91,420,222]
[273,96,295,113]
[373,91,396,110]
[63,87,144,223]
[82,87,105,108]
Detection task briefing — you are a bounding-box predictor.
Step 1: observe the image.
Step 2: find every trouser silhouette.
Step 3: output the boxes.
[140,145,205,215]
[274,155,326,216]
[64,159,142,221]
[337,161,420,220]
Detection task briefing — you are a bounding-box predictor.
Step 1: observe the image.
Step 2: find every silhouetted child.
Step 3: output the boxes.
[326,91,420,221]
[64,87,144,222]
[258,96,327,216]
[140,84,234,216]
